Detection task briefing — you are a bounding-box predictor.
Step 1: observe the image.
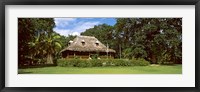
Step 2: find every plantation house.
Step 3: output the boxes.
[61,36,116,59]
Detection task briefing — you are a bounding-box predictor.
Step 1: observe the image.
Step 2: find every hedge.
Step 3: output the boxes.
[131,58,150,66]
[57,58,150,67]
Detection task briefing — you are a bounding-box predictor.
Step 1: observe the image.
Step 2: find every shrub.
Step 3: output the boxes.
[76,59,92,67]
[114,59,132,66]
[91,59,103,67]
[131,58,150,66]
[69,59,78,67]
[100,59,132,66]
[57,59,79,67]
[124,60,133,66]
[101,59,115,66]
[162,61,174,65]
[57,58,150,67]
[157,51,173,65]
[57,59,68,67]
[90,54,99,59]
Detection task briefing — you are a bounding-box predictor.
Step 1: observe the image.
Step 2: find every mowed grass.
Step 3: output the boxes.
[18,64,182,74]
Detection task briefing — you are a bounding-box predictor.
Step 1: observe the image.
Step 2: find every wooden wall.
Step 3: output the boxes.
[62,50,115,59]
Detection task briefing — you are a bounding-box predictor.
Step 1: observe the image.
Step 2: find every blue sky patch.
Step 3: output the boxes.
[53,18,116,36]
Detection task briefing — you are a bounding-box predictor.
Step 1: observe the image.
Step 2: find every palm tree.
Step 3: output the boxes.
[43,32,62,64]
[28,31,62,65]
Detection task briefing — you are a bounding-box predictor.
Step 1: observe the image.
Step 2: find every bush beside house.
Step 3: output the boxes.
[57,58,150,67]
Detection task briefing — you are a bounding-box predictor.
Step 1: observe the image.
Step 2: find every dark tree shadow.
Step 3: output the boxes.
[18,64,57,69]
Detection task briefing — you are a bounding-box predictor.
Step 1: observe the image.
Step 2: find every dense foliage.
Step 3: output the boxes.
[81,18,182,64]
[18,18,182,67]
[18,18,63,66]
[57,59,150,67]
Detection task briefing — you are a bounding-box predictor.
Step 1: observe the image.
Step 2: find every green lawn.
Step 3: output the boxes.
[18,64,182,74]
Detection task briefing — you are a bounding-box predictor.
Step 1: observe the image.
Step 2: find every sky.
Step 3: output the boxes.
[53,18,116,36]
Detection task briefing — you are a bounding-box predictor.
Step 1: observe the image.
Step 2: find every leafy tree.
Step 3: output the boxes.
[81,23,115,49]
[82,18,182,64]
[18,18,35,66]
[18,18,56,66]
[19,18,182,66]
[43,32,62,64]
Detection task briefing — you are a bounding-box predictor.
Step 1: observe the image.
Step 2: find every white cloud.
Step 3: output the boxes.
[54,21,101,36]
[71,32,80,36]
[72,21,100,34]
[54,18,76,28]
[53,28,71,36]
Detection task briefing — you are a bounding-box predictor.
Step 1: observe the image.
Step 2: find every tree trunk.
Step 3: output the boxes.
[47,54,53,64]
[152,55,156,64]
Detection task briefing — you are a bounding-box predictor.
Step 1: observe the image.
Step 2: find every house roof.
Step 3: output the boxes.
[60,35,116,53]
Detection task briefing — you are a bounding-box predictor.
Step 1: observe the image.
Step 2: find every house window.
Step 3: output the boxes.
[95,41,99,46]
[95,43,99,46]
[82,42,85,46]
[68,40,73,45]
[81,40,85,46]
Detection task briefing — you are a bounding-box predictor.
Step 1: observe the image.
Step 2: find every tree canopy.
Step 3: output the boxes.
[18,18,63,66]
[18,18,182,67]
[81,18,182,64]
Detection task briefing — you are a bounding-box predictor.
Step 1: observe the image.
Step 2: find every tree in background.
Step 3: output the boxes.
[18,18,182,66]
[18,18,35,66]
[80,23,115,50]
[18,18,63,66]
[81,18,182,64]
